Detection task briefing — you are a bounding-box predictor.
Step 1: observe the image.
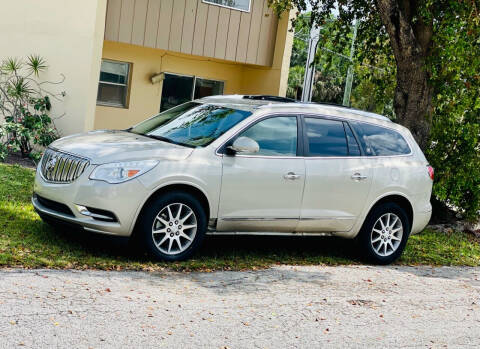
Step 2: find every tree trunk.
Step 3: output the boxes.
[376,0,434,149]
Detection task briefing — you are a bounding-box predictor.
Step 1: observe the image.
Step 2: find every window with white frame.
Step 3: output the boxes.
[97,60,131,108]
[203,0,251,12]
[160,73,225,112]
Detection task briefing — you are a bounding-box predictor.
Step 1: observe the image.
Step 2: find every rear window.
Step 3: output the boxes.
[352,122,411,156]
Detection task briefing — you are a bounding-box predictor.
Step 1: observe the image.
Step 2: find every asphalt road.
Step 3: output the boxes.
[1,266,479,348]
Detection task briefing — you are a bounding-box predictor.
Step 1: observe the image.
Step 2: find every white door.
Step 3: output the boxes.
[217,116,305,232]
[297,117,373,232]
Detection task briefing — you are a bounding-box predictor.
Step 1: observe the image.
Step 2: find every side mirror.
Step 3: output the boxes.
[227,136,260,155]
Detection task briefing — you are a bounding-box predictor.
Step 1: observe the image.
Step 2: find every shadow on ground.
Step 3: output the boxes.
[48,223,362,266]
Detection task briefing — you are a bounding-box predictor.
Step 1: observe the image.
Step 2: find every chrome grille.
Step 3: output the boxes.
[40,148,89,183]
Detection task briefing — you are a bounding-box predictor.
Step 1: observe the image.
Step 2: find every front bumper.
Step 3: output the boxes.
[33,166,149,237]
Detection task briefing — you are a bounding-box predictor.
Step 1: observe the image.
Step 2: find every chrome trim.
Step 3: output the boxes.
[300,216,355,221]
[74,205,116,222]
[220,216,355,221]
[220,217,297,222]
[206,231,335,237]
[40,148,90,184]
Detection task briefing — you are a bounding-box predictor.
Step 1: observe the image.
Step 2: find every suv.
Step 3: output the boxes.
[32,95,433,264]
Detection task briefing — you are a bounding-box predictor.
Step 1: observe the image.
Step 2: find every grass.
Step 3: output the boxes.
[0,163,479,272]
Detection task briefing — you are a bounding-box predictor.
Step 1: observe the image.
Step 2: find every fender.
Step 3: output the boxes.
[346,190,413,239]
[129,177,215,235]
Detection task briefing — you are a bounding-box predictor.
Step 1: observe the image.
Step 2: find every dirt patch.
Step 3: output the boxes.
[430,197,459,224]
[2,152,36,169]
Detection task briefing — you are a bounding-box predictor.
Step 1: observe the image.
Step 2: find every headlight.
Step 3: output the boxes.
[89,160,159,184]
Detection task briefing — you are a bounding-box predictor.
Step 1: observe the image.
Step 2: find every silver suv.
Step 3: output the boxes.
[33,95,433,264]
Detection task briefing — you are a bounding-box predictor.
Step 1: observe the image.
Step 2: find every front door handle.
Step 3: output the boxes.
[284,172,301,180]
[351,173,368,181]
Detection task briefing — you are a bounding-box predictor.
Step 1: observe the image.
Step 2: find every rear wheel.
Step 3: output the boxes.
[139,192,207,261]
[357,202,410,265]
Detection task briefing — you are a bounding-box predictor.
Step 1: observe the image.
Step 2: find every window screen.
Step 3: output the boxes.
[305,118,348,156]
[97,60,130,108]
[239,117,298,156]
[352,122,411,156]
[203,0,251,12]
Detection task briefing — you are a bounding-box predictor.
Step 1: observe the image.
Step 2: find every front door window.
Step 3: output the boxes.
[238,116,298,156]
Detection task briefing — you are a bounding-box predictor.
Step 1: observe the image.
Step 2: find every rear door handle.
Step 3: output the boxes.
[351,173,368,181]
[284,172,301,180]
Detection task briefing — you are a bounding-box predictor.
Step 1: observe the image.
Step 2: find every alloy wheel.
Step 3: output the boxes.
[151,203,197,255]
[370,213,403,257]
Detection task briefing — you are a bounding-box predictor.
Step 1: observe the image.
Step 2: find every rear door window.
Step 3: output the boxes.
[352,122,411,156]
[304,118,348,156]
[344,122,361,156]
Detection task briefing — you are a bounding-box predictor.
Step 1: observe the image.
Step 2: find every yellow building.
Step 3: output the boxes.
[0,0,293,135]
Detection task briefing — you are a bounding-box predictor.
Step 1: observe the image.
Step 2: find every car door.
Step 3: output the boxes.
[297,116,373,232]
[216,115,305,232]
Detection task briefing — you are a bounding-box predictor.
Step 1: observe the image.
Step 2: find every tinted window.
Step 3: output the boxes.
[194,78,224,99]
[239,116,297,156]
[344,123,361,156]
[160,74,195,112]
[352,122,411,156]
[305,118,348,156]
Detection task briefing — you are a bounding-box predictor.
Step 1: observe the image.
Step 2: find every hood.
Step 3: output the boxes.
[50,130,194,164]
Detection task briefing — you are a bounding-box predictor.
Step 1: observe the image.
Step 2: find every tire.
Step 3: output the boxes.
[139,191,207,262]
[357,202,410,265]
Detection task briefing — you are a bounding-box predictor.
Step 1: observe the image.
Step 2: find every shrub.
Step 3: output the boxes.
[0,55,60,162]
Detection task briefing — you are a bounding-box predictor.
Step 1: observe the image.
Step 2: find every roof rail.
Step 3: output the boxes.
[242,95,297,103]
[309,101,352,108]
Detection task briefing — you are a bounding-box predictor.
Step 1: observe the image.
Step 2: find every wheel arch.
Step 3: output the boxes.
[366,194,414,231]
[131,183,211,236]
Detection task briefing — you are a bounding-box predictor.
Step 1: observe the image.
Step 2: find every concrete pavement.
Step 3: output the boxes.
[1,265,479,348]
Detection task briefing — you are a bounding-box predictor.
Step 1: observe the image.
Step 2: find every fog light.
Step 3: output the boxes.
[75,205,90,216]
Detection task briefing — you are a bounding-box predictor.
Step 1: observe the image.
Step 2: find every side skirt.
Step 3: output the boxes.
[206,230,335,237]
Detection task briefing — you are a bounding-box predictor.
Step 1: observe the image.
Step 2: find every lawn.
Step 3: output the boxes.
[1,163,479,271]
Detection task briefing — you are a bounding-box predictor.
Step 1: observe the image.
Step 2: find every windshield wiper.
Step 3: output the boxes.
[144,134,195,148]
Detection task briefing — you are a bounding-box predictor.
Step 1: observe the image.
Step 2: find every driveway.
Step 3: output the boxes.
[1,266,479,348]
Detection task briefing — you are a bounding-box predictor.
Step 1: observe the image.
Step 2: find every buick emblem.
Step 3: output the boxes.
[46,156,57,174]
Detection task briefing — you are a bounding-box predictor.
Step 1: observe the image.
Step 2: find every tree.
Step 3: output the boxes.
[268,0,479,149]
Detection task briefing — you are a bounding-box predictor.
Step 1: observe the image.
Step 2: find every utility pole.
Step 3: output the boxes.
[342,20,358,106]
[301,26,320,102]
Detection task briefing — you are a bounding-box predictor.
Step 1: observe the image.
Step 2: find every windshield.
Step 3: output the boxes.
[129,102,252,147]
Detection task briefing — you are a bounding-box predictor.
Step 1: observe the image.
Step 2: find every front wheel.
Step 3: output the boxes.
[139,192,207,261]
[357,202,410,265]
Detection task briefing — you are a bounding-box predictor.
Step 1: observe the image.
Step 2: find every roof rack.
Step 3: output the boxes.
[242,95,297,103]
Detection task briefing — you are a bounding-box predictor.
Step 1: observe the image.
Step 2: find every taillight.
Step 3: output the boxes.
[427,165,434,181]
